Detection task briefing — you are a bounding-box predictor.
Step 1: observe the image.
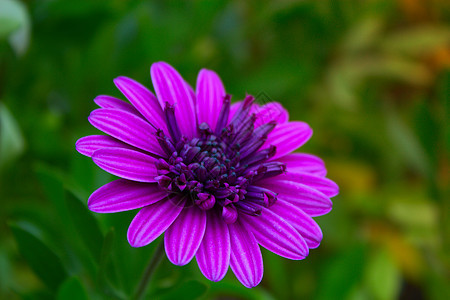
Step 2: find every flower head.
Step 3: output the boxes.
[76,62,338,287]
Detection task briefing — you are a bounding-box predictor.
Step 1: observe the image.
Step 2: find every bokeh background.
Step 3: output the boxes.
[0,0,449,299]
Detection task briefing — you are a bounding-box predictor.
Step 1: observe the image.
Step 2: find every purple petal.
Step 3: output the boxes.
[88,108,165,156]
[277,153,327,176]
[94,95,142,116]
[92,147,158,182]
[164,206,206,266]
[196,69,226,130]
[75,135,132,157]
[257,180,332,217]
[113,76,167,132]
[262,172,339,198]
[269,199,323,249]
[150,62,197,138]
[228,101,259,123]
[196,211,230,281]
[127,196,185,247]
[229,101,242,122]
[88,179,166,213]
[228,222,263,288]
[242,208,309,260]
[254,102,289,127]
[222,204,238,224]
[262,122,313,160]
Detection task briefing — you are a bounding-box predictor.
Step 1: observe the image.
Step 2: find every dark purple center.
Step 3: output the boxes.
[155,95,285,223]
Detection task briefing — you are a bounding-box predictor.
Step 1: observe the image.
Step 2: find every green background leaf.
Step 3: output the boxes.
[65,190,104,261]
[57,277,88,300]
[0,103,25,170]
[10,224,68,291]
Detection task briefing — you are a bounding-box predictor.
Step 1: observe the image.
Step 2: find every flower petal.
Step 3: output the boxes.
[263,122,313,160]
[88,179,166,213]
[277,153,327,176]
[88,108,165,156]
[254,102,289,127]
[228,101,259,123]
[127,196,185,247]
[262,172,339,198]
[228,222,263,288]
[258,180,332,217]
[270,199,323,249]
[229,101,242,122]
[94,95,141,116]
[92,147,158,182]
[150,62,197,138]
[75,135,132,157]
[242,208,309,260]
[196,211,230,281]
[113,76,167,132]
[196,69,226,130]
[164,206,206,266]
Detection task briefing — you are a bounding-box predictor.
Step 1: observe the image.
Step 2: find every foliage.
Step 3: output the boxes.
[0,0,448,299]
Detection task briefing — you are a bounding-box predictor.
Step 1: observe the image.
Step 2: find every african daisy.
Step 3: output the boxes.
[76,62,338,288]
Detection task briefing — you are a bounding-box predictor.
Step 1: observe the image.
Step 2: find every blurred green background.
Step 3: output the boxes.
[0,0,449,299]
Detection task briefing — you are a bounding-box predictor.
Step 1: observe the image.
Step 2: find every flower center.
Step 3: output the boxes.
[155,95,285,223]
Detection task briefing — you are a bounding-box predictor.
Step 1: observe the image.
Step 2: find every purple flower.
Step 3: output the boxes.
[76,62,338,288]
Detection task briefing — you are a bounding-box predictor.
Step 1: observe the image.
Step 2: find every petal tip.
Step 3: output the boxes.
[113,76,131,87]
[152,61,170,67]
[306,228,323,249]
[114,75,126,81]
[127,230,144,248]
[312,202,333,217]
[75,137,91,157]
[329,183,340,198]
[150,61,171,74]
[242,279,262,289]
[170,257,190,266]
[208,273,227,282]
[307,240,321,249]
[198,68,214,76]
[74,137,83,148]
[165,241,191,266]
[113,76,128,90]
[87,108,101,120]
[87,194,103,213]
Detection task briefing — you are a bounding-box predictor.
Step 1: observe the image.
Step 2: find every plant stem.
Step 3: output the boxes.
[133,240,165,300]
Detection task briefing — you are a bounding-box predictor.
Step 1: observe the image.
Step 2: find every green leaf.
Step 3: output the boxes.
[263,250,289,299]
[0,249,11,293]
[0,16,20,38]
[154,280,208,300]
[425,267,450,300]
[206,280,275,300]
[364,250,400,300]
[340,17,383,54]
[34,165,66,220]
[382,26,450,57]
[57,277,88,300]
[98,228,115,281]
[35,162,89,204]
[0,103,25,171]
[96,228,126,299]
[384,105,431,176]
[0,0,24,38]
[316,245,367,300]
[65,190,104,261]
[388,199,437,230]
[0,0,30,55]
[10,224,68,290]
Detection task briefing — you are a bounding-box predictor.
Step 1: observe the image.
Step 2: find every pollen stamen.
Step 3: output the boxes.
[155,95,284,223]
